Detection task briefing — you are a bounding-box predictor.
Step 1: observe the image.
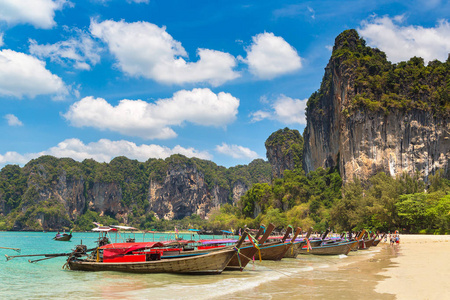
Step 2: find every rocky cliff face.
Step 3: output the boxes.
[265,128,304,178]
[303,30,450,183]
[0,155,271,230]
[148,163,214,220]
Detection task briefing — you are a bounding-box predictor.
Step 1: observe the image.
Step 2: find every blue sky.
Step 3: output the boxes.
[0,0,449,169]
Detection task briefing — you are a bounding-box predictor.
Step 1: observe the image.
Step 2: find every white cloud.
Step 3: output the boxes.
[250,94,307,124]
[63,88,239,139]
[215,143,259,160]
[127,0,149,3]
[0,0,69,29]
[359,16,450,63]
[0,49,68,99]
[89,19,239,86]
[307,6,315,20]
[4,114,23,126]
[241,32,302,79]
[0,138,212,167]
[29,28,102,70]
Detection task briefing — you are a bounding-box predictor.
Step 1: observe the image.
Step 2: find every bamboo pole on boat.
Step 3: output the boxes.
[28,256,58,263]
[5,252,73,261]
[0,247,21,252]
[5,247,97,261]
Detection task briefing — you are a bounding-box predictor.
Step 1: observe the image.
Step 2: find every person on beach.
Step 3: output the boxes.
[395,234,400,244]
[384,234,388,243]
[390,234,395,246]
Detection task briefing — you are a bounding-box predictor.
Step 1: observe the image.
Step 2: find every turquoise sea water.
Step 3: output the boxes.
[0,231,390,300]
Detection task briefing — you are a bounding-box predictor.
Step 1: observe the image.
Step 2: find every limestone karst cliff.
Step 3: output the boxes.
[303,29,450,183]
[265,128,304,178]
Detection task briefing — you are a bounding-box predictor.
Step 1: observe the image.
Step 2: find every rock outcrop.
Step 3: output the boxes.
[265,128,303,178]
[303,29,450,183]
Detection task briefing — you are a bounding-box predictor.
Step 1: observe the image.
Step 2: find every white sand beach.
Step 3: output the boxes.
[375,234,450,300]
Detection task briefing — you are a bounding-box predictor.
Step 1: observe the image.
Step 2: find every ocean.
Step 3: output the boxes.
[0,231,396,299]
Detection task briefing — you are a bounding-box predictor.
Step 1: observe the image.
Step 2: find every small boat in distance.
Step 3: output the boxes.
[53,231,72,241]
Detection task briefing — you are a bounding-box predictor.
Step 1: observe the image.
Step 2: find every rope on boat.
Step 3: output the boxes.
[233,247,243,271]
[246,233,262,262]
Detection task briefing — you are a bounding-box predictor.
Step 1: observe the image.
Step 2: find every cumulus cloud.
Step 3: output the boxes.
[250,94,307,124]
[29,28,102,70]
[89,19,239,85]
[359,16,450,63]
[4,114,23,126]
[241,32,302,79]
[63,88,239,139]
[215,143,259,160]
[0,138,212,167]
[0,0,69,29]
[0,49,68,99]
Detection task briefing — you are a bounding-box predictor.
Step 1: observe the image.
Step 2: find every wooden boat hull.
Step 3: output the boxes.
[54,234,72,241]
[284,242,302,258]
[372,239,382,246]
[68,248,236,274]
[258,242,292,261]
[225,244,261,270]
[283,239,324,258]
[298,241,358,255]
[358,238,375,250]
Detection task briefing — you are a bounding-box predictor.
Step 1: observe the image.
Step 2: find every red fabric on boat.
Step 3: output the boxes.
[101,242,165,259]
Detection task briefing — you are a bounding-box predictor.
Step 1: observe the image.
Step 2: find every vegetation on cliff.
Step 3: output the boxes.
[308,29,450,116]
[265,127,304,172]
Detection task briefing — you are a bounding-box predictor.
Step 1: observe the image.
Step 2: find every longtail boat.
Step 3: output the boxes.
[225,223,275,270]
[297,240,358,255]
[372,233,385,246]
[53,232,72,241]
[66,231,249,274]
[358,232,375,250]
[284,227,313,258]
[258,226,301,261]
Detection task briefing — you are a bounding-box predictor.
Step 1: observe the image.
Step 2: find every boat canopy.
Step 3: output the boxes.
[161,240,196,246]
[99,242,166,259]
[188,229,200,232]
[110,225,138,231]
[200,239,237,245]
[222,230,233,234]
[92,226,118,232]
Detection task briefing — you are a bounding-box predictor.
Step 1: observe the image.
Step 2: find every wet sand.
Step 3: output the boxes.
[228,244,395,299]
[375,234,450,300]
